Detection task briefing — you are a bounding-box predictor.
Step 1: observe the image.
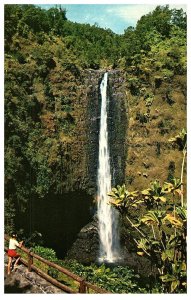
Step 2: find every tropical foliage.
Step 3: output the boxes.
[63,260,149,293]
[32,245,57,262]
[109,177,187,292]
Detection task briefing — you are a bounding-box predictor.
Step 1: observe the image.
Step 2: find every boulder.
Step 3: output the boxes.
[66,217,99,264]
[66,219,157,277]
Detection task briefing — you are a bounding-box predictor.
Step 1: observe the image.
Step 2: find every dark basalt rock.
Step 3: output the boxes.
[85,69,127,194]
[66,218,99,264]
[66,219,157,277]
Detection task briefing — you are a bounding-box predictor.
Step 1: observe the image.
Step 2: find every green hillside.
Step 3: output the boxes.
[4,4,187,293]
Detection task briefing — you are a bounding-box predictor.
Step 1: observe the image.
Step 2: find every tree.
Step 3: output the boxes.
[47,6,67,35]
[20,5,50,33]
[171,8,187,30]
[4,5,22,42]
[136,6,172,39]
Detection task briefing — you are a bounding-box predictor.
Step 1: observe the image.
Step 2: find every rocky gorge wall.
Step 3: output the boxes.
[15,68,128,258]
[85,69,127,195]
[47,68,128,195]
[11,65,186,274]
[76,68,186,195]
[66,68,186,272]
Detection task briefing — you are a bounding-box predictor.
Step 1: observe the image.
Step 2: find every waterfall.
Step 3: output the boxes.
[97,72,120,263]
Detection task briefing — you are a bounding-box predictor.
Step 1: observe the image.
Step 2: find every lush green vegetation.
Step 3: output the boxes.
[108,129,187,293]
[4,4,186,293]
[30,246,160,293]
[63,260,151,293]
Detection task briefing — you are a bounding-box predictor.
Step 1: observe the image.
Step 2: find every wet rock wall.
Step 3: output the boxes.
[85,69,127,195]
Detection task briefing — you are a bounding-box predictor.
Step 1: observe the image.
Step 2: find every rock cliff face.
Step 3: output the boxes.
[78,68,186,195]
[65,69,186,271]
[16,69,128,258]
[84,69,127,194]
[64,69,128,258]
[48,68,127,195]
[108,70,128,187]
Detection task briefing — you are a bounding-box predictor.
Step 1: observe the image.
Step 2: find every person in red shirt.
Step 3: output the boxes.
[7,234,23,275]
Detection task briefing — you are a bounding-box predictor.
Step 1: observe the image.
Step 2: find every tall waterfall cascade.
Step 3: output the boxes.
[97,72,120,263]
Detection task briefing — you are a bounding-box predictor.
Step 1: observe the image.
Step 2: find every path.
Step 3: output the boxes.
[4,254,64,294]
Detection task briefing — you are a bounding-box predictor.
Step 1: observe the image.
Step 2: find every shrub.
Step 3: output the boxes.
[63,260,148,293]
[32,245,57,262]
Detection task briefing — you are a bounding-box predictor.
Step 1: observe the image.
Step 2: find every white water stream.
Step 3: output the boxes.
[97,72,120,263]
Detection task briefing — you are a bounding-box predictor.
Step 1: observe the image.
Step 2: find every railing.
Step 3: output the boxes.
[4,235,109,294]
